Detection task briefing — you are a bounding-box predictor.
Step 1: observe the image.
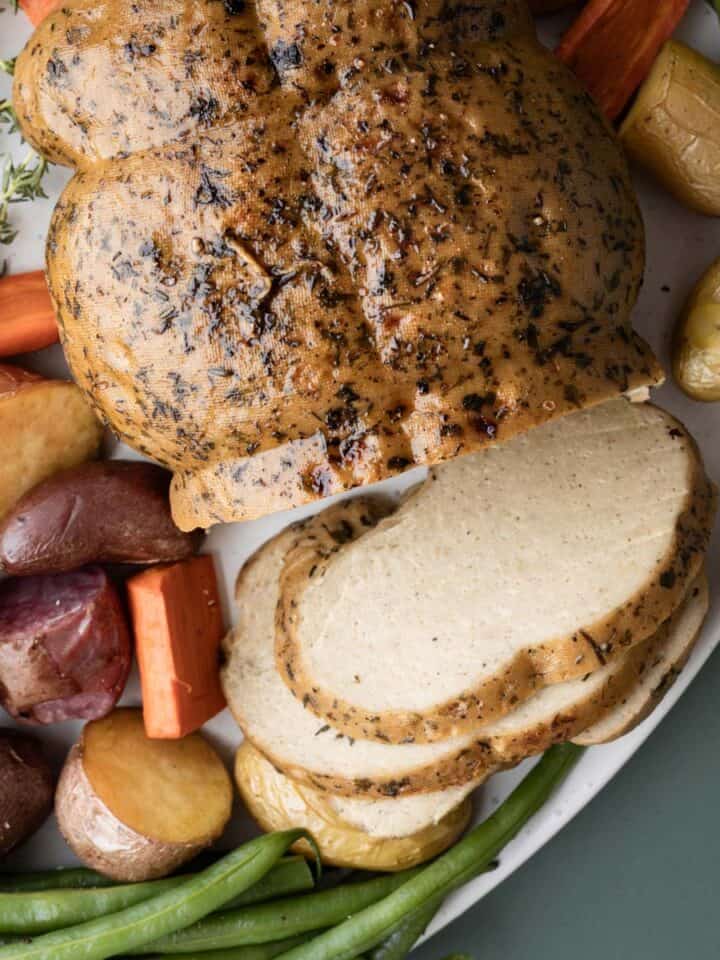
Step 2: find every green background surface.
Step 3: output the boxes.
[415,645,720,959]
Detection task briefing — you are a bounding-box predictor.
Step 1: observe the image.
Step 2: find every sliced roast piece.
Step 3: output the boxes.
[222,500,707,798]
[276,399,714,745]
[574,575,708,746]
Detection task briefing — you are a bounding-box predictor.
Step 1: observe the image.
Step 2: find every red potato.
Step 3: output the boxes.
[0,729,54,857]
[0,461,203,576]
[0,568,131,724]
[0,363,102,522]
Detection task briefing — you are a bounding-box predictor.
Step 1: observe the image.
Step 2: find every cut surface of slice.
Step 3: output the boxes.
[234,741,473,870]
[276,399,714,744]
[574,573,708,745]
[222,502,705,798]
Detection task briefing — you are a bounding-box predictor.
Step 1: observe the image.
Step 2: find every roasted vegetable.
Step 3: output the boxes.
[0,271,58,356]
[673,258,720,401]
[0,831,308,959]
[620,42,720,217]
[127,555,225,739]
[234,742,472,872]
[56,709,233,882]
[556,0,689,120]
[13,0,661,529]
[0,860,313,934]
[0,568,131,723]
[0,460,202,576]
[0,730,53,858]
[0,363,102,521]
[18,0,62,25]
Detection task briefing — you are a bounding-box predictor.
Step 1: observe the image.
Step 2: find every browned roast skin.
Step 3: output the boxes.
[13,0,661,528]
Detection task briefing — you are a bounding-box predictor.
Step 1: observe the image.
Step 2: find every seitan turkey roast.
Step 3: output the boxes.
[14,0,661,528]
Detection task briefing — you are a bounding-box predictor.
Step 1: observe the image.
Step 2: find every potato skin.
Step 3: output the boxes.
[0,460,202,576]
[56,745,204,882]
[0,568,131,723]
[621,42,720,217]
[0,729,54,857]
[235,743,472,872]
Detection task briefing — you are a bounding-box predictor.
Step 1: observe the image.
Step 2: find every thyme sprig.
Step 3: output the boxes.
[0,98,17,132]
[0,151,49,244]
[0,98,51,243]
[0,58,14,76]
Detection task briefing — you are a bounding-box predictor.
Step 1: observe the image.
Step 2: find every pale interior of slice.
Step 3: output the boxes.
[223,513,702,795]
[288,399,700,715]
[82,708,232,844]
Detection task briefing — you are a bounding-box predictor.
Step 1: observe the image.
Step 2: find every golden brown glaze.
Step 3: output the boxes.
[14,0,661,528]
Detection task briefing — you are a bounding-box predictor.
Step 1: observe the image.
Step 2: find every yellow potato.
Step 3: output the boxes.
[621,42,720,217]
[0,364,102,520]
[234,742,472,872]
[673,258,720,402]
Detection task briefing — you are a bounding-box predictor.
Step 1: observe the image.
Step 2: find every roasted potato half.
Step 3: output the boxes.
[0,364,102,522]
[621,42,720,217]
[673,257,720,402]
[234,742,472,872]
[56,709,233,881]
[0,568,131,724]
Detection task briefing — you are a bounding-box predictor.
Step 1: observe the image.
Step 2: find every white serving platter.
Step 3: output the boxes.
[0,0,719,945]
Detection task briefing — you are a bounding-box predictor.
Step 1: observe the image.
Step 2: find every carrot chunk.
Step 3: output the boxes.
[128,555,226,739]
[18,0,63,25]
[0,271,59,357]
[556,0,690,120]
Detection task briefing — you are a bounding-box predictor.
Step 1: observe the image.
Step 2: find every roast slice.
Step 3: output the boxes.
[574,575,708,746]
[276,399,714,744]
[222,499,707,799]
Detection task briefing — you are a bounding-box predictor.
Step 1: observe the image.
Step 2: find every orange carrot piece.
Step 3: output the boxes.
[0,271,59,357]
[556,0,690,120]
[128,555,226,739]
[18,0,63,26]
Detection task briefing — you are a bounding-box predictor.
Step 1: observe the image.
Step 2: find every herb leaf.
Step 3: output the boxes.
[0,59,15,76]
[0,151,50,244]
[0,99,18,132]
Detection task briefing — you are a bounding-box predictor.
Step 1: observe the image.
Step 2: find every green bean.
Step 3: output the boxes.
[129,936,310,959]
[128,871,420,955]
[0,880,183,935]
[366,900,439,960]
[0,829,309,960]
[0,857,314,935]
[0,871,114,893]
[276,744,583,960]
[227,858,314,908]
